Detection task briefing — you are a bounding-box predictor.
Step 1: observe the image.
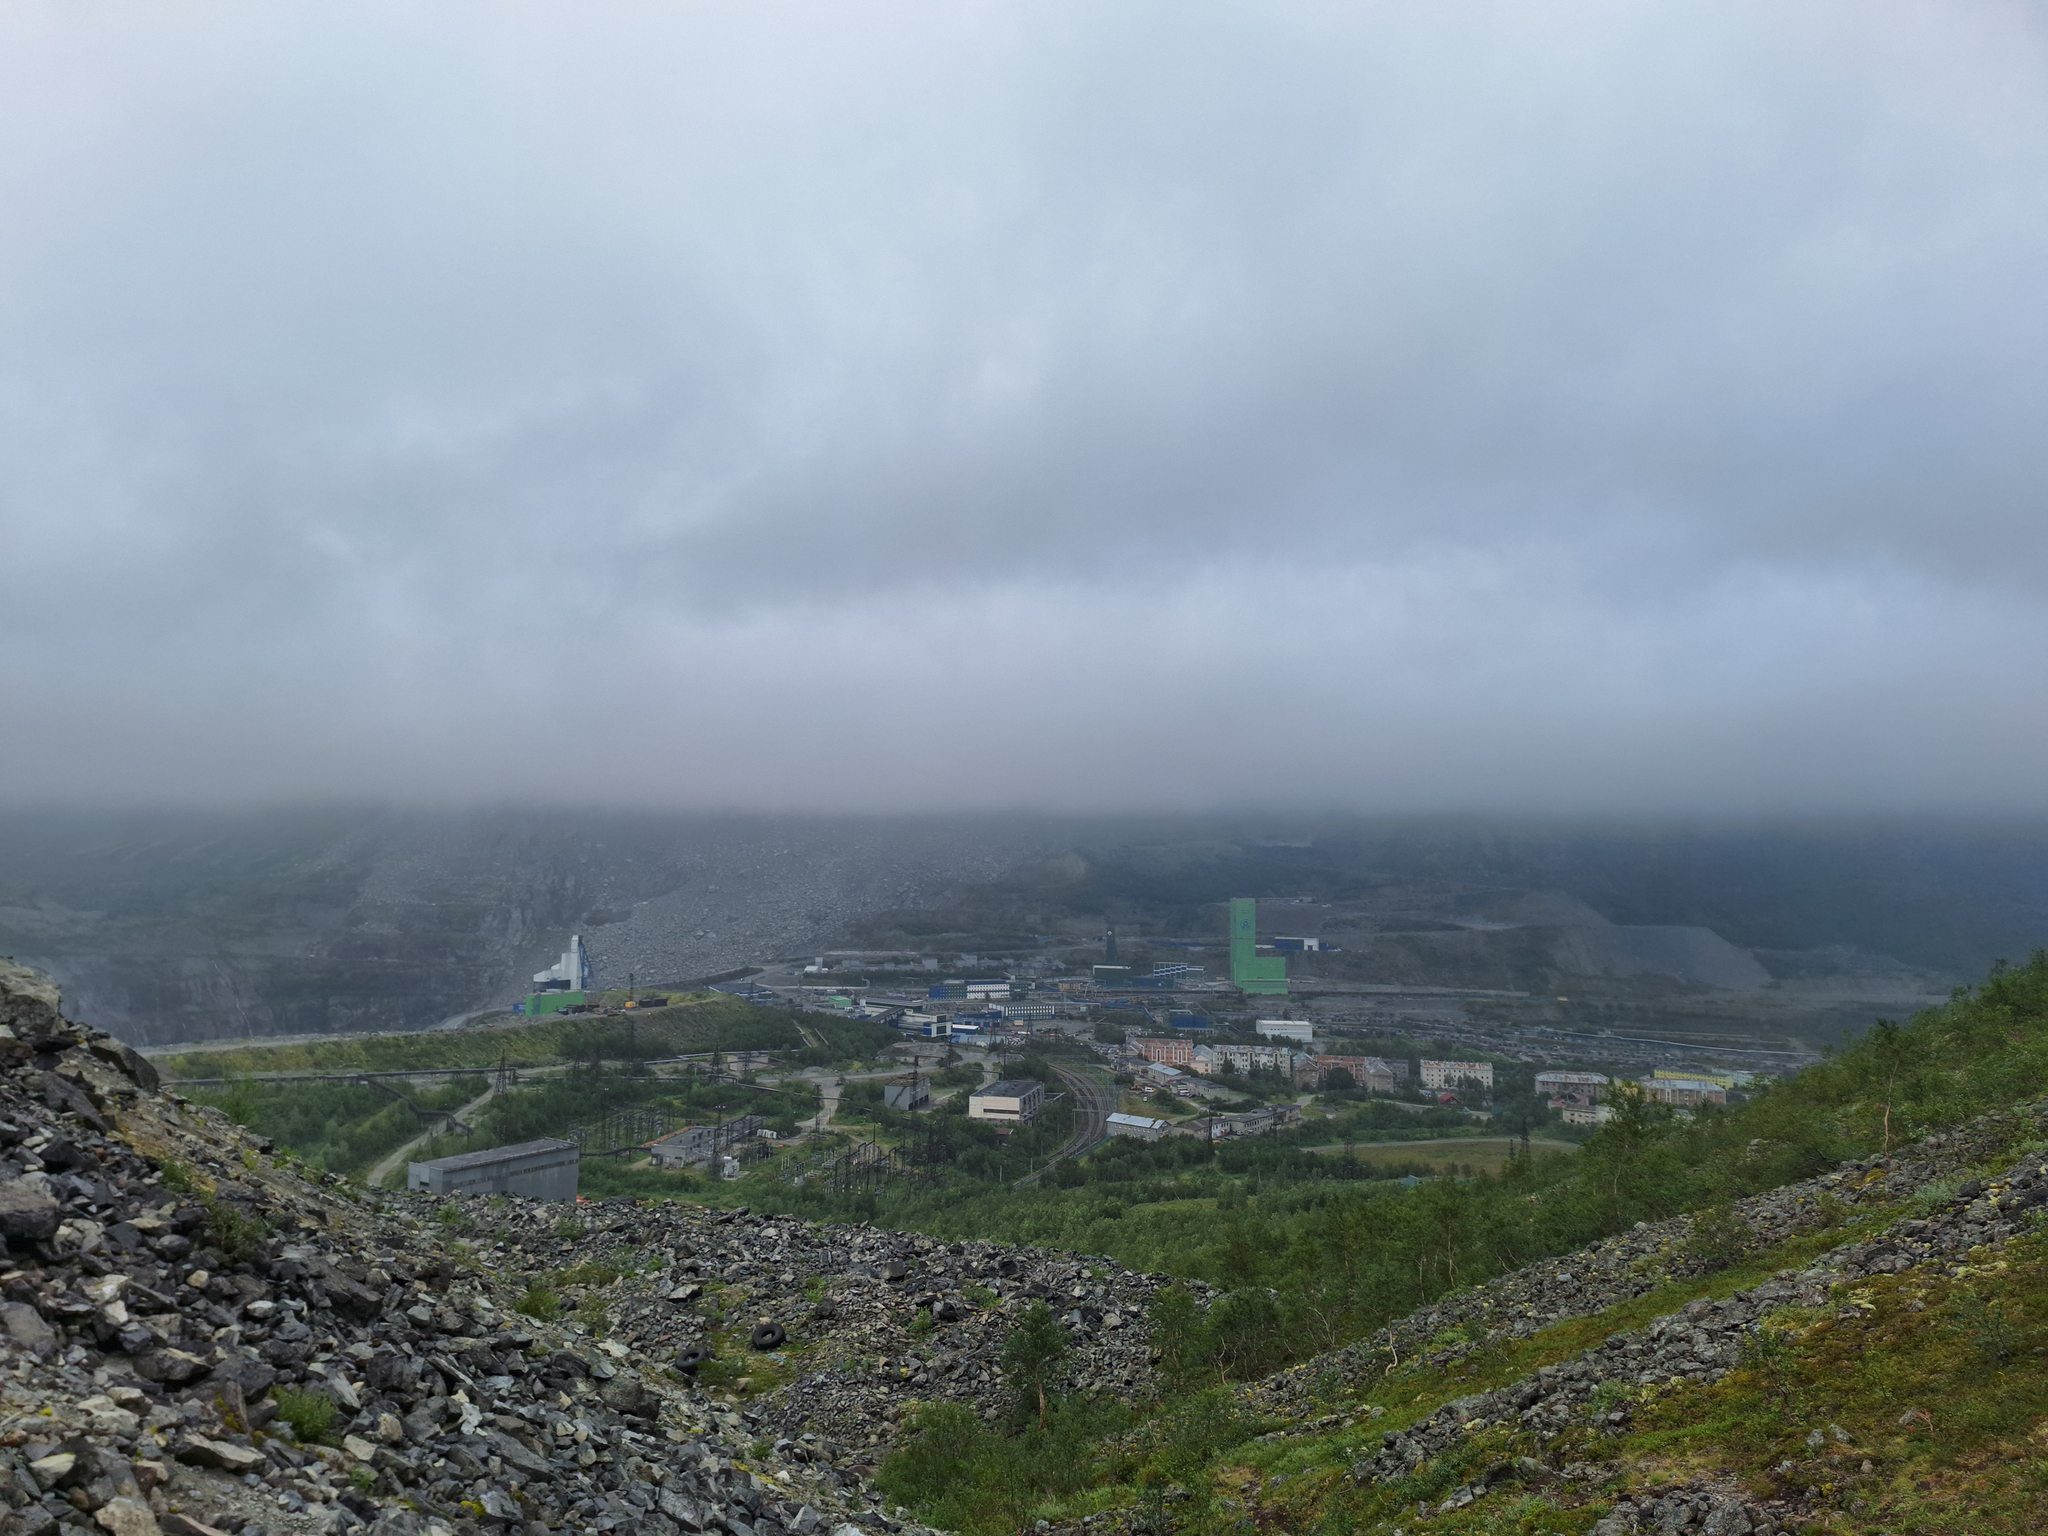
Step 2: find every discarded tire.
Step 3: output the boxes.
[674,1344,713,1373]
[750,1322,787,1351]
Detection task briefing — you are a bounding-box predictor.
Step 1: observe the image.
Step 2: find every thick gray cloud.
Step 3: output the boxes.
[4,0,2047,812]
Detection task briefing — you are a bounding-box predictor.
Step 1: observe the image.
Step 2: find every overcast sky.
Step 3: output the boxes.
[4,0,2046,814]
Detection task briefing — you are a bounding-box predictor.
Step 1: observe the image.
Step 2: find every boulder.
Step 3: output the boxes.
[91,1498,161,1536]
[0,1178,59,1241]
[0,1301,55,1357]
[134,1348,210,1385]
[87,1041,159,1094]
[168,1436,267,1474]
[0,962,63,1041]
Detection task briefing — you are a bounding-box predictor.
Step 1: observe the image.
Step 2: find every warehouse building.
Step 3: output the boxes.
[1106,1112,1170,1142]
[1254,1019,1315,1043]
[409,1138,579,1201]
[647,1115,767,1168]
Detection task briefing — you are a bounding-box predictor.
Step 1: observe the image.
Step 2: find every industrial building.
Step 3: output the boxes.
[884,1080,931,1111]
[523,934,592,1016]
[968,1079,1045,1124]
[1136,1062,1189,1092]
[1167,1104,1303,1141]
[1254,1019,1314,1043]
[1106,1112,1169,1141]
[646,1115,767,1168]
[408,1138,578,1201]
[1229,898,1288,996]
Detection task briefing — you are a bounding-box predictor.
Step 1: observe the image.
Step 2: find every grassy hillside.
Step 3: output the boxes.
[864,952,2048,1533]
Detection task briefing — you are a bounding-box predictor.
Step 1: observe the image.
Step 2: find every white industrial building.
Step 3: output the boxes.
[968,1079,1045,1124]
[533,935,590,992]
[1254,1019,1315,1043]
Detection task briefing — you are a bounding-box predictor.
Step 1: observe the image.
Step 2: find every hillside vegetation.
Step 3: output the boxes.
[162,1002,896,1178]
[163,954,2048,1530]
[859,953,2048,1533]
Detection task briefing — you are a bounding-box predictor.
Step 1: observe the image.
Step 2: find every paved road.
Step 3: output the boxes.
[1014,1062,1116,1186]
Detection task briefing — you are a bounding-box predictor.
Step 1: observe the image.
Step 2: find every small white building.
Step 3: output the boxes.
[1106,1112,1169,1141]
[968,1079,1045,1124]
[1419,1059,1495,1092]
[1563,1104,1614,1126]
[1254,1019,1315,1043]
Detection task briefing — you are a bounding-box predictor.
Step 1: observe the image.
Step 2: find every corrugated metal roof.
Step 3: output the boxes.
[414,1137,576,1173]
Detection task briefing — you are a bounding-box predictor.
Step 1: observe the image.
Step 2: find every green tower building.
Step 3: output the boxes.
[1228,897,1289,995]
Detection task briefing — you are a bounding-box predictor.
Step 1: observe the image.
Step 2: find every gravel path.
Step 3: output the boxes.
[366,1082,499,1187]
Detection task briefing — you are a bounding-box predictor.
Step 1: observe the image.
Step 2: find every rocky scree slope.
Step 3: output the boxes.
[474,1200,1193,1459]
[0,960,1003,1536]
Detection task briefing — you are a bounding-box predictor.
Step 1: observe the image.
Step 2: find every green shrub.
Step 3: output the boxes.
[205,1202,271,1262]
[514,1284,560,1322]
[272,1387,339,1444]
[1683,1202,1752,1272]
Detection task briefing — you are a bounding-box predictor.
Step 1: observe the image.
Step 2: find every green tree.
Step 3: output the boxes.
[1148,1284,1205,1390]
[1001,1300,1070,1430]
[1583,1080,1672,1220]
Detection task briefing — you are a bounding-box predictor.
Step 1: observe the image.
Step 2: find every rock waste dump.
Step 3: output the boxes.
[470,1199,1191,1462]
[0,960,1022,1536]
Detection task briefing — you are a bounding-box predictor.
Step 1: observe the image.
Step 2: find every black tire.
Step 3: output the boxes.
[674,1344,712,1373]
[750,1322,787,1351]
